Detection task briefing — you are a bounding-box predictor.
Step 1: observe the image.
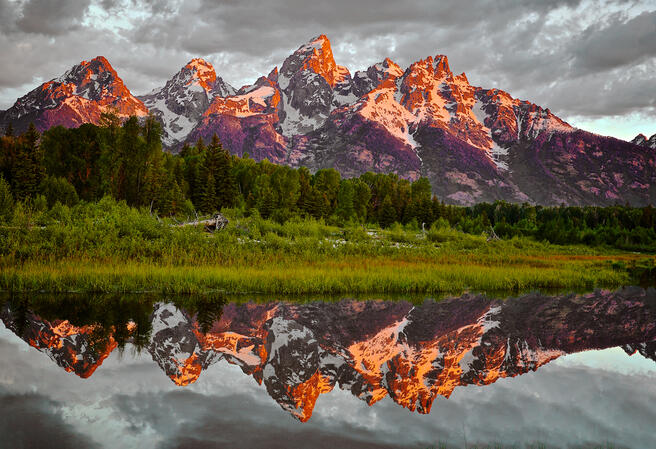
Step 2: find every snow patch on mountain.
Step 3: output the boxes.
[356,87,418,148]
[472,99,511,171]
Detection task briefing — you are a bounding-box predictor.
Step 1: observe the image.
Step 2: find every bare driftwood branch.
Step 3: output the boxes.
[487,226,500,241]
[173,213,228,232]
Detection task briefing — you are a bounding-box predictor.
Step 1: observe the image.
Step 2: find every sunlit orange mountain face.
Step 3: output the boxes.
[2,287,655,422]
[1,35,654,206]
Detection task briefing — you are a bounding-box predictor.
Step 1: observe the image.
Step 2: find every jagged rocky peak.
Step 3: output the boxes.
[54,56,121,94]
[178,58,236,98]
[352,57,403,97]
[632,133,656,149]
[404,54,452,84]
[275,34,354,137]
[182,58,217,91]
[38,55,143,108]
[267,66,279,83]
[279,34,350,89]
[0,55,147,133]
[649,134,656,149]
[139,57,237,146]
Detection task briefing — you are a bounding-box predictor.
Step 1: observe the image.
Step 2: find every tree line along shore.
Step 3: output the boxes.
[0,115,654,294]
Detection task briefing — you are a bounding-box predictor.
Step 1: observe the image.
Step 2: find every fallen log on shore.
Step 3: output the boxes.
[173,213,229,232]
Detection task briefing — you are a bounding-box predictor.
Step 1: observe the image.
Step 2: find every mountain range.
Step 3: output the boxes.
[1,35,654,206]
[2,287,656,422]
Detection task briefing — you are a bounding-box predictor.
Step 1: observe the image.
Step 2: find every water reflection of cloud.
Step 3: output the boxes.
[2,324,656,448]
[0,387,101,449]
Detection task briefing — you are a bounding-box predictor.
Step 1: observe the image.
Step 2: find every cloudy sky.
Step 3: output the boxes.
[0,0,654,140]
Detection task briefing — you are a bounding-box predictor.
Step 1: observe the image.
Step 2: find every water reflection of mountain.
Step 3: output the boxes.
[2,287,655,421]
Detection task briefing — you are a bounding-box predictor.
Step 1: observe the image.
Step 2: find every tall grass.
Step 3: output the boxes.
[0,198,652,294]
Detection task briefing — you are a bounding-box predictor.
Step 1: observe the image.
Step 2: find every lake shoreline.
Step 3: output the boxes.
[2,201,654,295]
[1,253,650,295]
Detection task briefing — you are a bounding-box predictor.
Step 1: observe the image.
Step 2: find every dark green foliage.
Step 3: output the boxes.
[201,172,218,214]
[41,125,104,201]
[11,123,45,201]
[0,175,13,222]
[379,195,398,228]
[40,176,79,208]
[1,118,655,252]
[335,179,355,222]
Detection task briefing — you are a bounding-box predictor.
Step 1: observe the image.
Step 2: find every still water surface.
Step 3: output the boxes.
[1,287,655,448]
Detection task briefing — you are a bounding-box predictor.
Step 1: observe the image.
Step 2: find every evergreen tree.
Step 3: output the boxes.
[335,179,355,222]
[141,153,168,212]
[12,123,45,201]
[379,195,397,228]
[313,169,341,215]
[0,175,13,222]
[214,137,238,209]
[297,167,313,216]
[169,179,185,215]
[201,172,218,213]
[257,185,276,219]
[352,179,371,222]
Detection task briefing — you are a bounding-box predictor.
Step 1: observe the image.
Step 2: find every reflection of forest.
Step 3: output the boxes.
[0,293,227,352]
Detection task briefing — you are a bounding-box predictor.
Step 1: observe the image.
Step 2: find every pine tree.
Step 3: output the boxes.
[169,180,185,215]
[12,123,45,201]
[142,154,167,212]
[379,195,397,228]
[0,175,14,222]
[201,172,218,213]
[215,144,238,209]
[201,134,237,211]
[297,167,312,216]
[335,180,355,222]
[257,185,276,219]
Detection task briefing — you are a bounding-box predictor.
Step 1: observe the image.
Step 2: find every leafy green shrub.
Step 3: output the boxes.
[40,176,79,208]
[343,226,370,243]
[427,218,457,243]
[388,223,415,243]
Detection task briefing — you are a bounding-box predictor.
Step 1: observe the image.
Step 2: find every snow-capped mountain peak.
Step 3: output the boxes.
[138,58,236,146]
[1,35,654,206]
[183,58,217,91]
[632,133,656,149]
[279,34,350,89]
[0,55,147,132]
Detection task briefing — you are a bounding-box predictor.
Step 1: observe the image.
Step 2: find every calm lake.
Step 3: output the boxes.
[1,287,655,448]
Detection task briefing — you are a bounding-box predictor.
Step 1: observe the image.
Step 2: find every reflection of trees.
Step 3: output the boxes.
[4,293,155,353]
[1,293,229,354]
[2,294,30,338]
[175,294,227,334]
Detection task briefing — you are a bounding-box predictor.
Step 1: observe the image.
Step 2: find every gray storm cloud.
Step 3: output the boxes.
[0,0,653,138]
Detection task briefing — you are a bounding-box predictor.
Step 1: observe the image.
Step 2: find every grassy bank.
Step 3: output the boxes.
[0,255,636,295]
[1,198,653,295]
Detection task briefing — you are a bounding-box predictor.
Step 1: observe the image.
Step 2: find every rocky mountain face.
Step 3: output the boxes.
[632,133,656,150]
[3,287,656,421]
[185,35,656,206]
[0,56,147,133]
[1,36,654,205]
[0,302,117,378]
[138,59,236,147]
